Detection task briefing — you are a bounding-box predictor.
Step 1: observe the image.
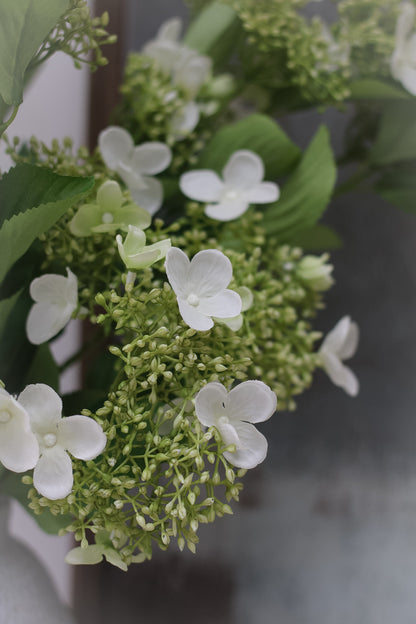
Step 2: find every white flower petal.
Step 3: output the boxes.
[216,420,240,448]
[226,381,277,424]
[204,200,249,221]
[179,170,224,202]
[188,249,233,297]
[235,286,254,312]
[223,421,268,469]
[65,545,104,566]
[214,314,243,331]
[395,63,416,95]
[177,299,214,331]
[165,247,190,298]
[338,321,359,360]
[320,349,359,397]
[103,548,128,572]
[157,17,182,43]
[129,176,164,215]
[29,269,77,306]
[171,101,200,138]
[322,316,356,359]
[131,142,172,175]
[18,383,62,432]
[223,150,264,189]
[33,446,74,500]
[58,415,106,461]
[98,126,133,171]
[198,290,242,319]
[175,54,212,96]
[96,180,123,212]
[244,181,280,204]
[26,269,77,344]
[194,382,228,427]
[26,302,73,345]
[0,390,39,472]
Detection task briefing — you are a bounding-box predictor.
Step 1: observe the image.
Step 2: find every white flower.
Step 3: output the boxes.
[165,247,242,331]
[26,268,78,345]
[391,2,416,95]
[319,316,359,396]
[65,530,127,571]
[98,126,172,216]
[179,150,280,221]
[296,254,334,292]
[214,286,254,331]
[116,225,171,270]
[195,381,277,469]
[143,18,212,97]
[170,101,200,140]
[18,384,107,500]
[0,388,39,472]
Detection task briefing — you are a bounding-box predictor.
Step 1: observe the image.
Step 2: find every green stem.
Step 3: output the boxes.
[0,105,19,139]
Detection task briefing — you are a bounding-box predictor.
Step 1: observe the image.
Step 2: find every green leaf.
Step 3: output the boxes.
[0,289,22,338]
[0,0,69,106]
[25,344,59,391]
[184,1,240,68]
[349,79,410,100]
[0,163,95,283]
[375,170,416,213]
[370,101,416,165]
[1,471,73,534]
[291,224,343,251]
[262,126,337,242]
[197,114,301,178]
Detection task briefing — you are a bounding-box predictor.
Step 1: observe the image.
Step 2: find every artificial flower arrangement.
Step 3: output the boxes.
[0,0,414,571]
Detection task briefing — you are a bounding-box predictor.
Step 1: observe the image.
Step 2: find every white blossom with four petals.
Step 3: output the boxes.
[26,268,78,345]
[18,384,107,500]
[98,126,172,215]
[319,315,359,396]
[165,247,242,331]
[0,388,39,473]
[195,381,277,469]
[391,1,416,95]
[179,150,280,221]
[143,17,212,98]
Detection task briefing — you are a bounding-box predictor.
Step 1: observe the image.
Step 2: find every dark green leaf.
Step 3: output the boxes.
[375,170,416,213]
[370,101,416,165]
[184,1,240,68]
[291,224,343,251]
[262,126,336,242]
[0,163,94,283]
[1,471,72,534]
[0,0,69,106]
[0,289,21,339]
[197,114,301,178]
[349,79,410,100]
[25,344,59,391]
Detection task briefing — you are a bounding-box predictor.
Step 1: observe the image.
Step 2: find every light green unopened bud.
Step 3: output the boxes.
[296,254,334,291]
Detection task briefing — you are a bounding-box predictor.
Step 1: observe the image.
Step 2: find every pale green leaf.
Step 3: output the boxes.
[262,126,336,242]
[0,163,95,283]
[184,1,240,68]
[197,114,301,178]
[349,79,410,100]
[0,0,69,106]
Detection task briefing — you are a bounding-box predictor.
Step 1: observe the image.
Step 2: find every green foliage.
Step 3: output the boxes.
[197,113,301,177]
[184,2,241,68]
[262,126,336,242]
[292,224,343,252]
[0,163,94,283]
[370,101,416,165]
[375,169,416,213]
[349,79,410,100]
[0,0,69,107]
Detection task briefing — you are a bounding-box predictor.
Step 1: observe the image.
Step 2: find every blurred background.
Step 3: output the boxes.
[4,1,416,622]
